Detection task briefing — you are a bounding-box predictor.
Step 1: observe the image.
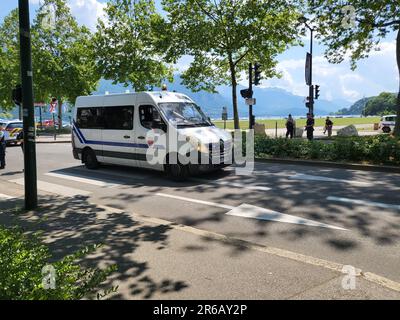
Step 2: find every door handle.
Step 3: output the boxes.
[124,135,130,139]
[138,136,145,140]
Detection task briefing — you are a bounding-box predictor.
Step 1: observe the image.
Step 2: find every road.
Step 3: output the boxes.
[1,143,400,299]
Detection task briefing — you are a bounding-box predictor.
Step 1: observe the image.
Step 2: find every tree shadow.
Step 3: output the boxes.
[0,194,188,300]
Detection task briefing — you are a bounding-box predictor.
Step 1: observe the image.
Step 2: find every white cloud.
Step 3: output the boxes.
[67,0,106,31]
[261,40,398,102]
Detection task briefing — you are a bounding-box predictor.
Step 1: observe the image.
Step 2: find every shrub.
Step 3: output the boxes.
[0,225,117,300]
[254,135,400,165]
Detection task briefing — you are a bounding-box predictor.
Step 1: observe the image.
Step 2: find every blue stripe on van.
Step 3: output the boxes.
[72,120,149,149]
[72,127,84,144]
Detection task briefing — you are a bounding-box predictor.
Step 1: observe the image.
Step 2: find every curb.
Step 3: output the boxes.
[255,157,400,173]
[36,140,71,144]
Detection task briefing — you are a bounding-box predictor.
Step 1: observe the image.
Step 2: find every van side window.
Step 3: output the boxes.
[139,105,159,129]
[77,107,104,129]
[103,106,134,130]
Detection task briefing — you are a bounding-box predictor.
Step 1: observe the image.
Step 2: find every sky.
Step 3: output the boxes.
[1,0,398,104]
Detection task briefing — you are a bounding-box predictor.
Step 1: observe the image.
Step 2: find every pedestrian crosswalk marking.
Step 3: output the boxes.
[10,178,91,197]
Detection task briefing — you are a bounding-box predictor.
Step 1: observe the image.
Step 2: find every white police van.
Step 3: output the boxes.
[72,91,233,180]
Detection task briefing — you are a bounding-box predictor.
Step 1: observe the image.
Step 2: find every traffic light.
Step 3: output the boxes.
[12,84,22,106]
[254,62,261,86]
[314,85,320,100]
[305,96,311,109]
[240,88,253,99]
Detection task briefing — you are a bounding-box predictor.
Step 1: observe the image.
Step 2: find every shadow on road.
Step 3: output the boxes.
[0,195,188,299]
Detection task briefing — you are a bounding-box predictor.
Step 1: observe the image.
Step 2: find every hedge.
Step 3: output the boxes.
[0,225,117,300]
[253,135,400,166]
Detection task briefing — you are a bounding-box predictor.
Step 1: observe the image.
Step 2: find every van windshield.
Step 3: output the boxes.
[158,102,212,127]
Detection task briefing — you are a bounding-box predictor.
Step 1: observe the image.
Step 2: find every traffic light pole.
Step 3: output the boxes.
[308,28,314,115]
[249,63,254,130]
[19,0,38,210]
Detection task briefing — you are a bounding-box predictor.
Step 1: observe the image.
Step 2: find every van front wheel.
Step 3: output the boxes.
[84,149,99,170]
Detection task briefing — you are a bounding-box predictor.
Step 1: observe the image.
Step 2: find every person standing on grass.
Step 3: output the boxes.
[285,114,295,139]
[305,113,315,141]
[0,128,6,169]
[324,117,333,137]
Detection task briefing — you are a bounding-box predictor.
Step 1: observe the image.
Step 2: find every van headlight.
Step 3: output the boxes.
[197,142,209,154]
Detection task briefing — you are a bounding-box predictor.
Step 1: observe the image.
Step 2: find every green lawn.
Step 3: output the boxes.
[213,116,381,130]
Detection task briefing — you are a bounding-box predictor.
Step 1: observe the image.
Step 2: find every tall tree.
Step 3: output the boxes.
[308,0,400,136]
[33,0,100,129]
[0,9,21,112]
[160,0,301,129]
[95,0,174,90]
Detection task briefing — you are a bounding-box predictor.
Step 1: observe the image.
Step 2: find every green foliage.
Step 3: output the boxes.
[94,0,174,91]
[161,0,302,129]
[0,9,20,110]
[254,135,400,165]
[363,92,397,116]
[307,0,400,134]
[0,1,100,113]
[0,225,117,300]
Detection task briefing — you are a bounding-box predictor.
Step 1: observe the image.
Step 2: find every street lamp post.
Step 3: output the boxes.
[299,17,316,115]
[19,0,38,210]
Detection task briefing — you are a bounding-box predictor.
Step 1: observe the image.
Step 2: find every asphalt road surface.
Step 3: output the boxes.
[1,143,400,298]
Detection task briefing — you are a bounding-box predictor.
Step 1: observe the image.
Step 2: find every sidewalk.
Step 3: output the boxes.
[1,180,400,299]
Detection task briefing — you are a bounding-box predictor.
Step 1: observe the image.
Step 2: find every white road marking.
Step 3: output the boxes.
[75,166,147,180]
[155,193,234,210]
[46,172,117,187]
[0,193,15,199]
[289,173,373,187]
[327,196,400,211]
[192,178,271,191]
[10,178,91,197]
[156,193,347,230]
[226,204,347,231]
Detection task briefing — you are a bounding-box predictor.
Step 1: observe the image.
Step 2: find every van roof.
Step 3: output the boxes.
[382,115,397,118]
[76,91,194,106]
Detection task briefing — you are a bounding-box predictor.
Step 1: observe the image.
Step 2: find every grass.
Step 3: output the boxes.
[213,116,381,130]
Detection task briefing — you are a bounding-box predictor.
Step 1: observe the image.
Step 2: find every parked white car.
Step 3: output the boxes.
[0,119,23,145]
[379,115,396,133]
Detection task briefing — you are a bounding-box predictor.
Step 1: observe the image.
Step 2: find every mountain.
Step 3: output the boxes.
[336,97,369,115]
[95,76,351,119]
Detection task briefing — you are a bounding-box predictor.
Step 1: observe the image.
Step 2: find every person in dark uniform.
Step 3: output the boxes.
[285,114,295,139]
[305,113,315,141]
[324,117,333,137]
[0,129,6,169]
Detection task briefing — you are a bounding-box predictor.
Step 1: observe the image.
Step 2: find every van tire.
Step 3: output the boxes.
[382,126,391,133]
[84,149,99,170]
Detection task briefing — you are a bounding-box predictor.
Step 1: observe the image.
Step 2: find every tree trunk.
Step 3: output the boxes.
[394,27,400,137]
[229,59,240,130]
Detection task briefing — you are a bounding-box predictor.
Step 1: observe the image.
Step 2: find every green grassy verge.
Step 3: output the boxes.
[213,117,381,130]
